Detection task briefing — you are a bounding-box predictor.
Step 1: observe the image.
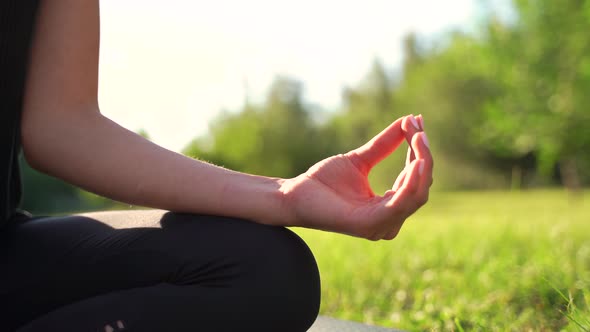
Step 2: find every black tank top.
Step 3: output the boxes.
[0,0,40,229]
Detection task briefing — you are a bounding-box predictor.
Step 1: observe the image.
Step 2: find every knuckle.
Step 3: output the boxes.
[345,151,370,175]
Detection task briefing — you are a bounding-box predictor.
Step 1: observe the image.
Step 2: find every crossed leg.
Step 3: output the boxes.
[0,210,320,332]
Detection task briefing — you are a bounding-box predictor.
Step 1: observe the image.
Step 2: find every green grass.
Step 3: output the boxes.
[294,190,590,331]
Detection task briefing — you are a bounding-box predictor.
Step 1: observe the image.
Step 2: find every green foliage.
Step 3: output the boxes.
[391,31,513,189]
[180,0,590,190]
[183,77,332,178]
[474,0,590,187]
[20,157,122,215]
[294,190,590,331]
[20,158,87,214]
[136,128,151,140]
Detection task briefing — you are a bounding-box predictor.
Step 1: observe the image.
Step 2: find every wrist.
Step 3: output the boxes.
[218,172,296,227]
[277,176,309,228]
[260,177,301,227]
[276,177,299,227]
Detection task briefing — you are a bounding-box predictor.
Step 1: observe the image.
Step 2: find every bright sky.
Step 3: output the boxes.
[98,0,512,152]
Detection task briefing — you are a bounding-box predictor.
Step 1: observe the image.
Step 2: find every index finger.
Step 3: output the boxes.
[347,115,415,173]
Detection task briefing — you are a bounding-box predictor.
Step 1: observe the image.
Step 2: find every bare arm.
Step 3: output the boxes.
[22,0,432,239]
[22,0,286,225]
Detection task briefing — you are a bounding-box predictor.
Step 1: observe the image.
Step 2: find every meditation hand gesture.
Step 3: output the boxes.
[282,115,432,240]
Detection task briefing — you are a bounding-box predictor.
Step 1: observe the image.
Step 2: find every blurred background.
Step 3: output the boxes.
[20,0,589,330]
[21,0,589,213]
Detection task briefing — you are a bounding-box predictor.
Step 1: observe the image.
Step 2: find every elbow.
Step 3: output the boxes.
[20,111,50,173]
[20,102,101,174]
[20,103,67,174]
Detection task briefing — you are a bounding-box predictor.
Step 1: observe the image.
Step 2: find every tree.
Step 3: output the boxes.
[183,76,326,178]
[475,0,590,189]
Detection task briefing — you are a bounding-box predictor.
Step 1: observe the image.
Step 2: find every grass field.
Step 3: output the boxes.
[294,190,590,331]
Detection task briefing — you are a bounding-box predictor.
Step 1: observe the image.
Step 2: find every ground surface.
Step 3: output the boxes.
[295,190,590,331]
[308,316,402,331]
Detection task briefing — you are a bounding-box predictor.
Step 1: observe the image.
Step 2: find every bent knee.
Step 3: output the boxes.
[242,227,321,331]
[157,214,321,329]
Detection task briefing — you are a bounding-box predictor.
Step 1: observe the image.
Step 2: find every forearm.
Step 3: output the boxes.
[22,109,291,226]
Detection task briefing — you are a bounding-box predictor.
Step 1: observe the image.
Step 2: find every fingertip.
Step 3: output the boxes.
[416,114,425,131]
[421,132,430,149]
[412,132,430,150]
[409,116,420,130]
[412,134,433,176]
[402,114,419,131]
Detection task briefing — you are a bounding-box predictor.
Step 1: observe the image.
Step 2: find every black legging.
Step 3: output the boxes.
[0,210,321,331]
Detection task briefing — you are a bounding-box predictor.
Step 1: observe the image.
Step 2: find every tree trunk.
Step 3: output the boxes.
[560,157,581,193]
[511,165,522,191]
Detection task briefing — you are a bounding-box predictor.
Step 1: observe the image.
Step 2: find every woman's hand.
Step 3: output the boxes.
[281,115,433,240]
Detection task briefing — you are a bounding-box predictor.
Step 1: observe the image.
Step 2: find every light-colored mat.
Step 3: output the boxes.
[307,316,403,332]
